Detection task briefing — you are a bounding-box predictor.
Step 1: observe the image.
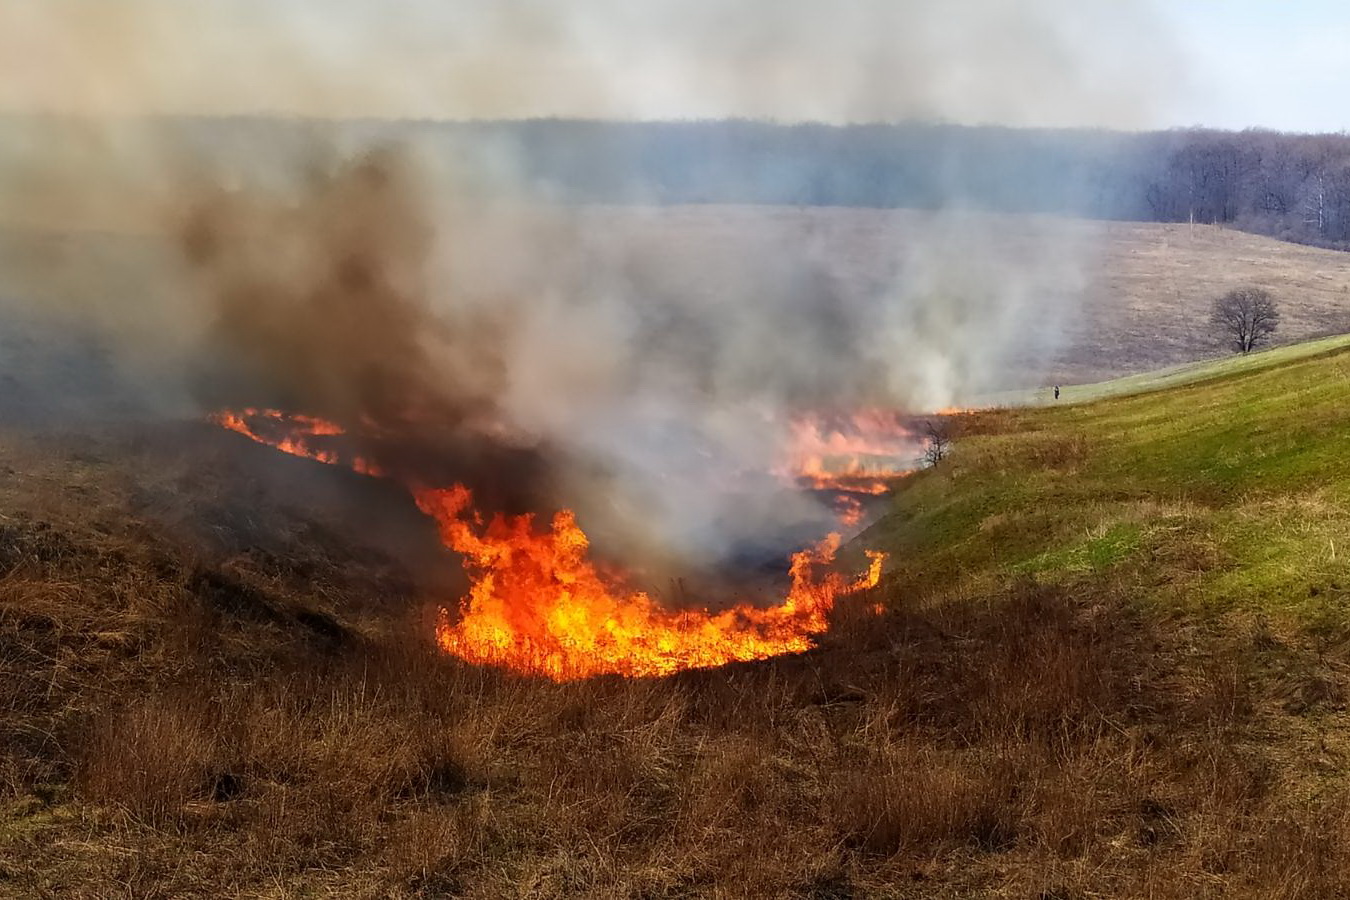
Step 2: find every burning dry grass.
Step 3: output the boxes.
[1,422,1349,898]
[30,579,1350,899]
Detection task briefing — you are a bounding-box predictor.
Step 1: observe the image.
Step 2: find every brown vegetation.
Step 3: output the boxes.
[0,425,1347,898]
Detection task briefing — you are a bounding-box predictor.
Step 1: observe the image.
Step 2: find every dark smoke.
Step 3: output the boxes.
[0,1,1183,575]
[172,148,848,570]
[178,149,559,516]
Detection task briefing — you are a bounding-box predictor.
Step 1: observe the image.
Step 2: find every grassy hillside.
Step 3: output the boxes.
[4,341,1350,896]
[881,337,1350,624]
[997,332,1350,405]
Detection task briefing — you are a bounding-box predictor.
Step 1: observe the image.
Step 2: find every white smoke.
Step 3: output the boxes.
[0,0,1180,125]
[0,1,1179,569]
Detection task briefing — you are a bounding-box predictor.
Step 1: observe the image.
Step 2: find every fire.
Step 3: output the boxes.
[211,408,887,680]
[416,485,884,679]
[795,456,901,496]
[833,495,866,527]
[779,410,920,529]
[210,408,384,476]
[782,409,920,494]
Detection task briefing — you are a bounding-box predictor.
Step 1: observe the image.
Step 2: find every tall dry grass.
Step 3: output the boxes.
[2,429,1350,897]
[13,575,1337,898]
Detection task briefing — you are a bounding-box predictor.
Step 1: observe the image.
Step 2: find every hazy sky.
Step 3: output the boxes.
[1159,0,1350,132]
[0,0,1344,133]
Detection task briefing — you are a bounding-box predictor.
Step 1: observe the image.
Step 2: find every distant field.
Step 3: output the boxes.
[997,332,1350,406]
[4,208,1350,399]
[1074,220,1350,381]
[571,208,1350,386]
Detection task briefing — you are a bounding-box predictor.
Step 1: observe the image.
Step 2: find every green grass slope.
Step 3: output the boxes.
[997,332,1350,406]
[878,335,1350,630]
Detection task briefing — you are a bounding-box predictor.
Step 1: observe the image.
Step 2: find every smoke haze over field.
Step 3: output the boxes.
[0,1,1170,568]
[0,1,1180,126]
[170,152,1095,569]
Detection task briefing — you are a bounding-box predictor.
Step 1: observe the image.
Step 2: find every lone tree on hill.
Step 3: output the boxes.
[1211,287,1280,354]
[922,420,952,467]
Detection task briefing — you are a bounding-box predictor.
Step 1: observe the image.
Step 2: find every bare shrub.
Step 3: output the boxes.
[1212,287,1280,353]
[923,418,954,466]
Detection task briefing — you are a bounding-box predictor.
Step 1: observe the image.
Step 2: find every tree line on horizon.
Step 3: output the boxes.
[429,120,1350,248]
[9,115,1350,248]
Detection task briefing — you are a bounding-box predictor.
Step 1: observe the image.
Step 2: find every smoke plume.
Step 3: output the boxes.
[0,1,1179,572]
[0,1,1179,124]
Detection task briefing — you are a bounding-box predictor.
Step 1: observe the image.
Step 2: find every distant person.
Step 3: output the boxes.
[1054,385,1060,400]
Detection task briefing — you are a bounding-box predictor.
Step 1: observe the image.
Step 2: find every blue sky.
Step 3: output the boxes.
[1160,1,1350,131]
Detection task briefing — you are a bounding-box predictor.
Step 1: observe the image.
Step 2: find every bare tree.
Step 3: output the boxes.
[922,420,952,467]
[1211,287,1280,354]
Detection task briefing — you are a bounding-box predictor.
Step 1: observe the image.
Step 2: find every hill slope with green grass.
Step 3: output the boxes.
[878,334,1350,630]
[997,331,1350,406]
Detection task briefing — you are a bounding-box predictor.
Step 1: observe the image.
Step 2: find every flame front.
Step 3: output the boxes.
[210,408,384,476]
[416,485,884,679]
[212,408,886,680]
[778,409,921,528]
[833,495,866,527]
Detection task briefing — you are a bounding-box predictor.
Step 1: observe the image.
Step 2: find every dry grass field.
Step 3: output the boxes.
[5,339,1350,896]
[1078,220,1350,381]
[568,208,1350,385]
[4,210,1350,896]
[6,209,1350,396]
[0,436,1328,899]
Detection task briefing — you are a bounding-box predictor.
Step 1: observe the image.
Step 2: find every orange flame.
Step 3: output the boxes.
[210,408,384,476]
[780,409,919,515]
[833,495,866,527]
[416,485,884,679]
[211,408,887,680]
